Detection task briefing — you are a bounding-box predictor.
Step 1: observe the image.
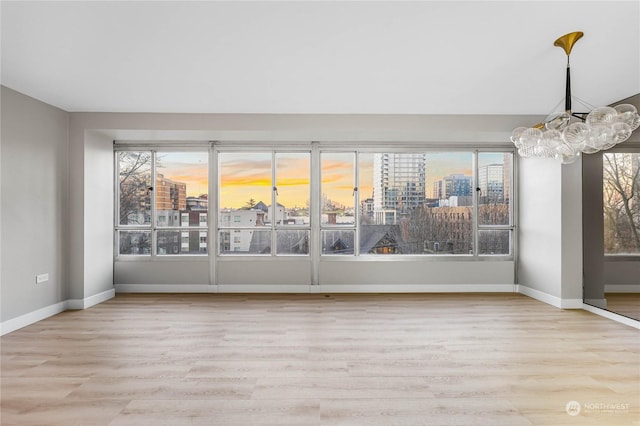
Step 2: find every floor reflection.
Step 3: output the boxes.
[605,293,640,321]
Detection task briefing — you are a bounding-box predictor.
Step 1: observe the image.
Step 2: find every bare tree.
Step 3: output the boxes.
[118,152,152,225]
[403,206,473,254]
[603,153,640,253]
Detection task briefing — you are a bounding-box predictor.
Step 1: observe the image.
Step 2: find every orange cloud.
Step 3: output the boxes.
[220,176,272,187]
[277,177,310,187]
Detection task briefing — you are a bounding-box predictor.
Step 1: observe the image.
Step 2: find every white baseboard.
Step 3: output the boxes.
[67,289,115,309]
[114,283,518,294]
[1,301,67,336]
[605,284,640,293]
[115,284,216,293]
[516,285,583,309]
[217,284,312,293]
[582,304,640,329]
[1,289,116,336]
[314,284,517,293]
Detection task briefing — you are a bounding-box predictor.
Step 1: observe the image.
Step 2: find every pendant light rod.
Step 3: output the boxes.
[554,32,583,113]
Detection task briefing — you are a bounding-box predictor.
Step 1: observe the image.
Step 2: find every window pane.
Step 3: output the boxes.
[373,153,427,221]
[276,230,309,255]
[155,152,208,227]
[412,207,473,254]
[359,152,472,255]
[478,230,511,255]
[219,152,272,227]
[603,152,640,254]
[275,152,310,226]
[423,153,473,255]
[219,229,271,254]
[157,230,207,255]
[322,230,354,255]
[321,152,355,225]
[118,151,151,225]
[359,153,375,225]
[478,153,511,226]
[118,230,151,255]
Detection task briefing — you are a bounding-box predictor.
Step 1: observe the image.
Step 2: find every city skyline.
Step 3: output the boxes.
[158,151,507,209]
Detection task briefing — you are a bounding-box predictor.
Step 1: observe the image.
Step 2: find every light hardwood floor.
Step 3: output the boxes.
[1,293,639,425]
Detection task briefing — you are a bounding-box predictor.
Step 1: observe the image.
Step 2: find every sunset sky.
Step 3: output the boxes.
[156,152,209,197]
[158,151,507,209]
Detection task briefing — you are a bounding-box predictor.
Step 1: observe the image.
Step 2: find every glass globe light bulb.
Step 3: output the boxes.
[586,106,617,127]
[557,152,580,165]
[518,127,542,147]
[555,143,579,164]
[562,122,589,148]
[584,126,613,153]
[610,122,632,145]
[545,112,571,131]
[510,127,528,145]
[614,104,640,131]
[538,130,562,157]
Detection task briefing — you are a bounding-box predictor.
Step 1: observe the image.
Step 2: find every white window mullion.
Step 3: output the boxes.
[150,151,157,256]
[209,143,218,284]
[271,151,277,256]
[472,150,479,257]
[354,150,360,256]
[311,142,320,285]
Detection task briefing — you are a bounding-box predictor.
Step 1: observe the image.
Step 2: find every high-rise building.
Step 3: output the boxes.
[360,197,374,221]
[373,153,426,223]
[156,173,186,211]
[502,154,511,203]
[434,174,472,199]
[479,164,504,202]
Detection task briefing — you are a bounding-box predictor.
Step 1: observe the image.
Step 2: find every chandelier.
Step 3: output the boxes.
[511,31,640,164]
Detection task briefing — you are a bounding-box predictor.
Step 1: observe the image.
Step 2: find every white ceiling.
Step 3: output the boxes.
[1,1,639,115]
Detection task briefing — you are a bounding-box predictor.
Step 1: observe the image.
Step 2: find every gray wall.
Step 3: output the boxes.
[69,112,524,292]
[1,86,69,322]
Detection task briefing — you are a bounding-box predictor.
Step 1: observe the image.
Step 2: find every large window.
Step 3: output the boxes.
[218,151,310,255]
[116,150,209,256]
[319,150,513,256]
[116,146,514,259]
[603,151,640,255]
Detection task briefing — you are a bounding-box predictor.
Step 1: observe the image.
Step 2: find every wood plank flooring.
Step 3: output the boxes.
[1,293,639,425]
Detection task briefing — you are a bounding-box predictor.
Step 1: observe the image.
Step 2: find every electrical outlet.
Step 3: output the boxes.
[36,273,49,284]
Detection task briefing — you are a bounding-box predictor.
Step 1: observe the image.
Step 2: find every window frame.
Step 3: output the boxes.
[115,143,516,262]
[602,147,640,258]
[114,147,210,258]
[216,147,312,257]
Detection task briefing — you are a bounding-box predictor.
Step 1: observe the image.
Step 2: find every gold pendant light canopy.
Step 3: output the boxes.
[553,31,584,56]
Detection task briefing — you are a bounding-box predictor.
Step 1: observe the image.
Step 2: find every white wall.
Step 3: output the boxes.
[84,131,115,297]
[518,155,583,307]
[1,86,69,322]
[518,157,563,297]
